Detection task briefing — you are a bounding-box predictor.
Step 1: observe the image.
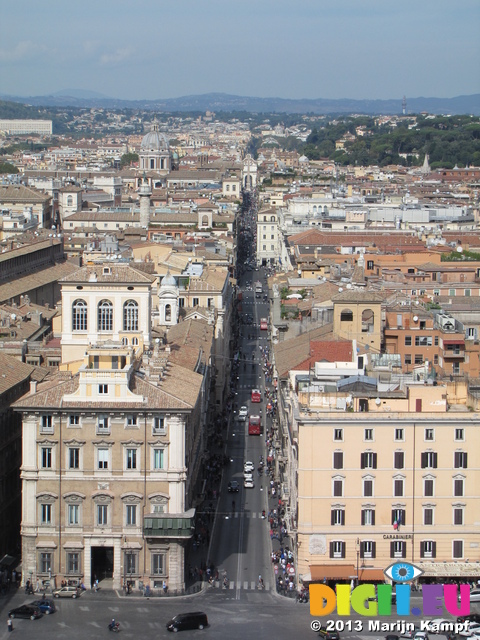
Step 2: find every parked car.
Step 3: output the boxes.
[401,627,420,639]
[318,626,340,640]
[166,612,208,632]
[458,615,480,625]
[413,632,429,640]
[8,604,42,620]
[459,623,480,638]
[469,589,480,602]
[30,599,56,614]
[53,586,80,598]
[227,480,239,493]
[425,619,450,633]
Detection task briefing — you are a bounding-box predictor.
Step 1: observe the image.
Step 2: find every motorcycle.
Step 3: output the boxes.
[108,622,120,633]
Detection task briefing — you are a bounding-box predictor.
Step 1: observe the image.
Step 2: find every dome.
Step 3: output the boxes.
[141,130,169,152]
[161,271,177,287]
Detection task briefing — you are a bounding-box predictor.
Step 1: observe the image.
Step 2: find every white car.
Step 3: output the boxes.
[238,406,248,421]
[459,624,480,638]
[244,478,255,488]
[425,619,450,634]
[244,470,254,480]
[244,461,255,473]
[414,632,429,640]
[470,589,480,602]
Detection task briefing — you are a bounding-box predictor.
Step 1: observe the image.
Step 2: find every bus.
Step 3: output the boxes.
[260,317,268,330]
[255,281,263,298]
[248,415,261,435]
[251,388,261,403]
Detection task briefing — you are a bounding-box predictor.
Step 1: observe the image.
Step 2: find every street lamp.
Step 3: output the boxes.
[356,538,360,586]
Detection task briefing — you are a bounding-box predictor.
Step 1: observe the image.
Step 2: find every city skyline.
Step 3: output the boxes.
[1,0,479,103]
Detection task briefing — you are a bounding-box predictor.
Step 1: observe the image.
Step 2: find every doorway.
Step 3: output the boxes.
[91,546,114,585]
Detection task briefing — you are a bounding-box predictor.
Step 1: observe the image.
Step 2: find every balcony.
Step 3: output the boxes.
[144,509,195,540]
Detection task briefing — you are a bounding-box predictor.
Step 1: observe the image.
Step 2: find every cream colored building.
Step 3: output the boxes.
[294,408,480,585]
[14,262,211,592]
[257,207,281,267]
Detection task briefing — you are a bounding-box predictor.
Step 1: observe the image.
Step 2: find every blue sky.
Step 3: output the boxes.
[1,0,479,101]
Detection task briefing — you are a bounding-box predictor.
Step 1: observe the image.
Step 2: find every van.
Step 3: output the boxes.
[166,611,208,632]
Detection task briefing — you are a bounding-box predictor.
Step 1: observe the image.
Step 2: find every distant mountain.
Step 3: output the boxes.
[1,91,479,115]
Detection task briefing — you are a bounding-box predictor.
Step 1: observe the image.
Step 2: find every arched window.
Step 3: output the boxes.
[165,304,171,322]
[123,300,138,331]
[340,309,354,322]
[362,309,374,333]
[201,215,209,227]
[122,337,129,346]
[72,299,87,331]
[98,300,113,332]
[270,216,275,222]
[67,195,73,207]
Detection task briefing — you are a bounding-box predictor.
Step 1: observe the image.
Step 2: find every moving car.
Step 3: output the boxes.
[227,480,239,493]
[413,632,429,640]
[401,627,420,639]
[459,623,480,637]
[469,589,480,602]
[30,599,56,614]
[244,461,255,473]
[238,406,248,421]
[8,604,42,620]
[166,611,208,632]
[53,585,80,598]
[244,478,255,488]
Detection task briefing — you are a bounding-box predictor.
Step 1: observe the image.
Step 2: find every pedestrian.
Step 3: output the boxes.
[162,580,168,595]
[7,618,13,632]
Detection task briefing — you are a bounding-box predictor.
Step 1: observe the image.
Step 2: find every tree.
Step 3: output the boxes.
[119,152,139,168]
[0,161,19,174]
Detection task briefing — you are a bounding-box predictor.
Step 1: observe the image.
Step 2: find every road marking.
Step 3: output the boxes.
[229,582,234,589]
[243,581,249,590]
[251,581,256,590]
[137,607,149,612]
[79,606,90,611]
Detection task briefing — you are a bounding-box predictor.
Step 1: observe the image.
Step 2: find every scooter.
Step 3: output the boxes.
[108,621,120,633]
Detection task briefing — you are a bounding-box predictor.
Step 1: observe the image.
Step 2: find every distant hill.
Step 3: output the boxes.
[0,91,479,116]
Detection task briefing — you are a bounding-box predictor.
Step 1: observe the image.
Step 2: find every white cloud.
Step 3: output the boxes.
[0,40,48,62]
[99,47,135,65]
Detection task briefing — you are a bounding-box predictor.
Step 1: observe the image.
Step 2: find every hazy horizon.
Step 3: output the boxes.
[1,0,479,102]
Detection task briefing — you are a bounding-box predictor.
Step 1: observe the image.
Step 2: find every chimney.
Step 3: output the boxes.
[30,380,38,395]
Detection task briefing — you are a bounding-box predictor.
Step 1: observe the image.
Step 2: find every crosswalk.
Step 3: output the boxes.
[212,580,272,591]
[224,511,269,519]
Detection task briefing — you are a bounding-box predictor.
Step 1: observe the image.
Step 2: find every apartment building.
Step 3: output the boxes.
[256,207,281,267]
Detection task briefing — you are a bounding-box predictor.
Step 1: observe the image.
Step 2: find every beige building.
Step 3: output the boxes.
[13,262,212,593]
[294,408,480,585]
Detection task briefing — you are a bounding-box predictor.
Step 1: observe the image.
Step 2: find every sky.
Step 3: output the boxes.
[1,0,479,102]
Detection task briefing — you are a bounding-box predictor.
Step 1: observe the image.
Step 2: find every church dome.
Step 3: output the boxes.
[141,127,169,152]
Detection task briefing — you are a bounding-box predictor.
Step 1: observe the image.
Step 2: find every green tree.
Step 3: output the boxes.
[119,152,139,168]
[0,161,19,174]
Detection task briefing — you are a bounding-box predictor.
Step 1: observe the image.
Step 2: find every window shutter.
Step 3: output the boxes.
[401,510,406,526]
[390,542,395,557]
[432,541,436,558]
[421,452,427,468]
[373,453,377,469]
[402,543,407,558]
[391,510,395,525]
[329,542,334,558]
[331,511,335,526]
[360,453,365,469]
[420,542,425,558]
[360,543,365,559]
[454,452,460,468]
[372,510,375,526]
[341,510,345,526]
[361,510,365,526]
[372,542,376,558]
[463,453,468,468]
[433,452,438,468]
[341,543,345,559]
